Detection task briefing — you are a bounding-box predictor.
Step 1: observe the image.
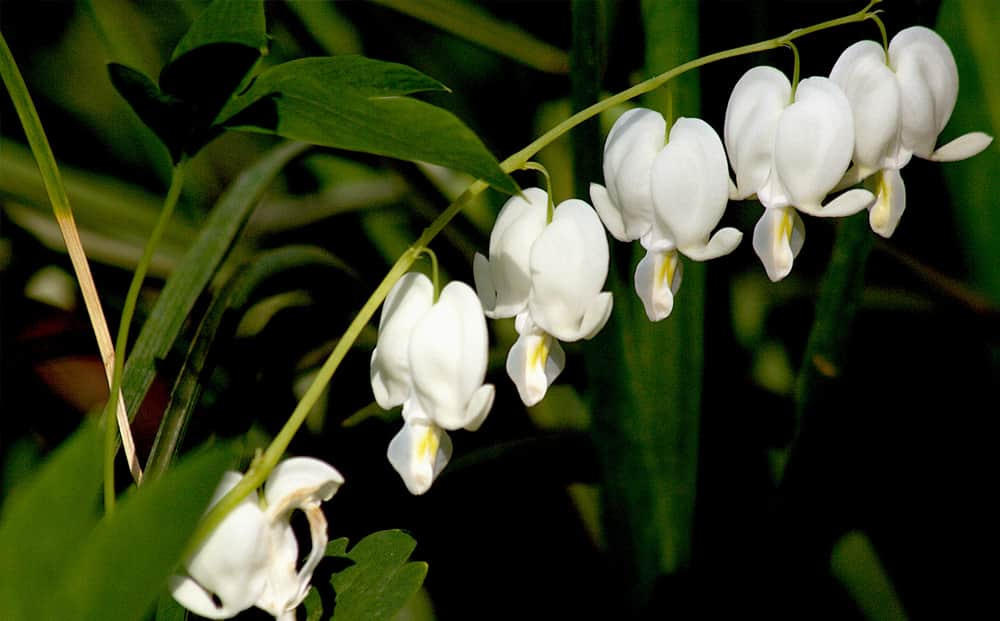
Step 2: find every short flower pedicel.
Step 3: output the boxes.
[371,272,494,494]
[170,458,344,621]
[591,109,741,320]
[475,188,612,406]
[725,68,875,281]
[830,26,994,237]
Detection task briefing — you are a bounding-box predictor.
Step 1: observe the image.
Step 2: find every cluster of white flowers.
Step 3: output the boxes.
[170,457,343,620]
[367,25,991,496]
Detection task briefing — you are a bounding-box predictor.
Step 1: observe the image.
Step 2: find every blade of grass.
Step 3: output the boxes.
[371,0,569,74]
[119,141,309,422]
[0,33,142,482]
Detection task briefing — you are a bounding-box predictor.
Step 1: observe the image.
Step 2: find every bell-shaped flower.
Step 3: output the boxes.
[473,187,549,318]
[591,110,741,320]
[370,272,435,409]
[171,458,344,621]
[475,190,612,406]
[830,27,993,237]
[407,280,495,431]
[527,199,614,342]
[372,273,494,493]
[725,67,874,281]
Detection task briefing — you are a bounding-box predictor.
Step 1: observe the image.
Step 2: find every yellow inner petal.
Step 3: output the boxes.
[656,250,678,289]
[870,171,891,229]
[417,426,439,460]
[529,334,551,371]
[775,209,794,255]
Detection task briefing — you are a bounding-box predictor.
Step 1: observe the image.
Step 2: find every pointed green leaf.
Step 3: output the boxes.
[218,56,517,194]
[0,423,102,620]
[317,530,428,621]
[169,0,267,62]
[109,0,267,161]
[60,444,232,621]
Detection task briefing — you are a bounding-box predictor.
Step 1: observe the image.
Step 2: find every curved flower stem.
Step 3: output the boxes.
[787,41,802,98]
[521,161,556,222]
[188,0,882,551]
[419,247,442,303]
[102,161,187,513]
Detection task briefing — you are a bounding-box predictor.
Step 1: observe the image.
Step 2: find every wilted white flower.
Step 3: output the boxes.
[725,68,874,281]
[592,110,742,319]
[170,458,344,621]
[830,26,994,237]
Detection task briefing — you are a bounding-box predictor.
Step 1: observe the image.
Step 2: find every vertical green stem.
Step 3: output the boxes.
[102,162,187,512]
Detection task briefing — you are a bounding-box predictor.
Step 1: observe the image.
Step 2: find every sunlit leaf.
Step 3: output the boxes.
[218,56,517,194]
[60,444,232,621]
[0,423,102,620]
[304,530,427,621]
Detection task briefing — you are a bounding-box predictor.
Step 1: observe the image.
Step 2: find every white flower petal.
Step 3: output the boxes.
[752,206,805,282]
[680,227,743,261]
[461,384,496,431]
[527,199,611,342]
[796,188,874,218]
[650,117,731,254]
[590,182,628,241]
[506,327,566,407]
[773,77,856,212]
[387,413,453,495]
[409,281,492,430]
[601,108,665,240]
[634,249,682,321]
[724,66,791,199]
[830,40,905,172]
[370,273,434,409]
[171,473,270,620]
[263,457,344,517]
[890,26,959,158]
[477,188,549,318]
[256,509,324,619]
[928,131,994,162]
[869,168,907,238]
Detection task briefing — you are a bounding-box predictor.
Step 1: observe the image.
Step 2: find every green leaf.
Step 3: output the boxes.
[108,0,267,161]
[218,56,518,194]
[307,530,428,621]
[937,0,1000,303]
[583,1,702,611]
[0,423,102,620]
[169,0,267,62]
[60,443,232,621]
[121,141,310,423]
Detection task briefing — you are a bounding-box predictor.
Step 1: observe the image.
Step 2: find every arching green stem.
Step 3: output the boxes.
[187,0,882,553]
[870,11,890,62]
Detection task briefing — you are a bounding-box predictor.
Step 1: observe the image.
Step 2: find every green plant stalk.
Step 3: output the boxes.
[102,162,187,512]
[0,33,142,485]
[188,0,883,552]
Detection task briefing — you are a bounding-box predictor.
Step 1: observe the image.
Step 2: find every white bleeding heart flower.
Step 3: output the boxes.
[171,458,344,621]
[830,26,993,237]
[591,110,741,320]
[372,272,494,494]
[725,67,874,281]
[475,189,612,406]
